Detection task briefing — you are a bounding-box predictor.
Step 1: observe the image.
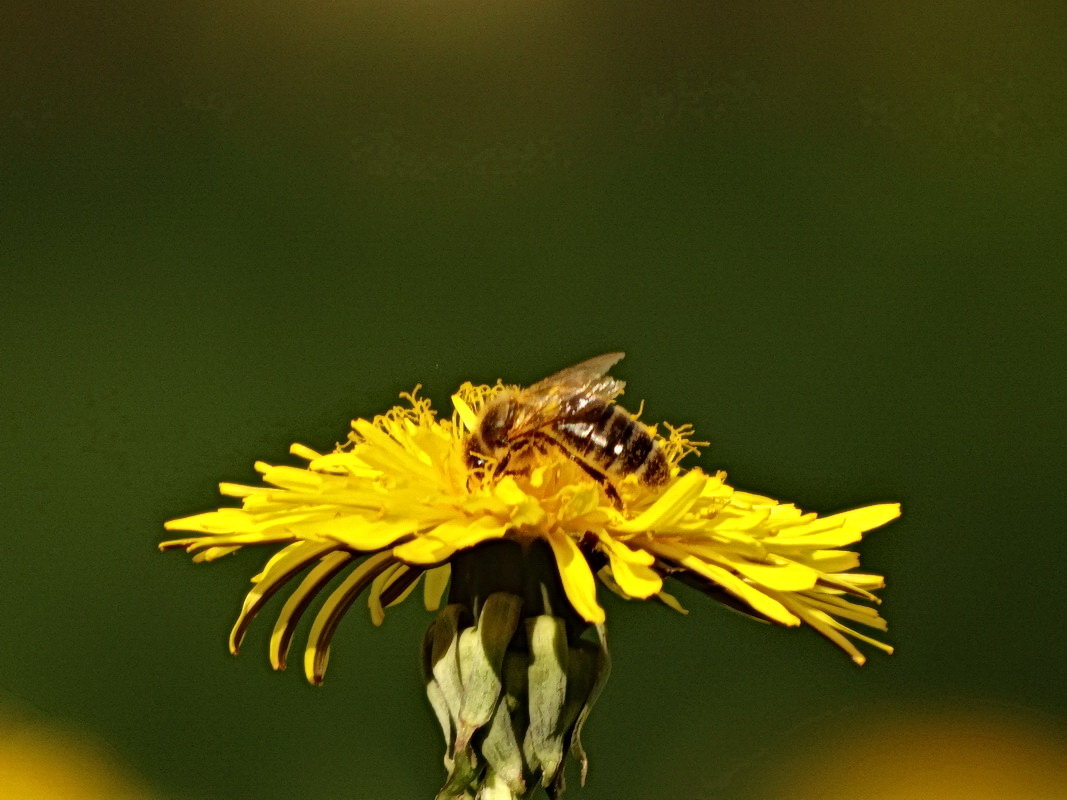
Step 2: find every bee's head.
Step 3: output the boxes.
[465,395,516,472]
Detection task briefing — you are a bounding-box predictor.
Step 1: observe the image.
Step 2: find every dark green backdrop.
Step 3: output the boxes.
[2,2,1064,798]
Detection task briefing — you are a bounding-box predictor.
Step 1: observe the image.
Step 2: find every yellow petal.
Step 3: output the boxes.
[289,443,322,461]
[614,469,707,533]
[161,531,296,551]
[307,452,378,476]
[604,553,662,599]
[842,573,886,590]
[451,394,479,432]
[594,532,654,565]
[596,566,631,600]
[386,571,421,609]
[351,418,437,481]
[491,477,547,527]
[423,564,451,611]
[304,515,418,550]
[190,545,241,562]
[218,482,265,498]
[729,559,820,591]
[684,549,820,592]
[245,509,335,533]
[656,590,688,614]
[595,532,661,599]
[164,508,251,533]
[269,551,353,671]
[493,476,528,505]
[778,595,893,665]
[800,594,888,631]
[814,573,885,602]
[368,564,407,626]
[392,517,509,564]
[773,503,900,542]
[805,550,861,573]
[770,528,866,548]
[698,473,731,499]
[304,551,394,684]
[730,490,779,506]
[651,542,800,626]
[790,601,868,665]
[529,466,547,487]
[544,530,605,624]
[832,503,901,532]
[229,541,336,654]
[260,465,324,491]
[560,486,601,519]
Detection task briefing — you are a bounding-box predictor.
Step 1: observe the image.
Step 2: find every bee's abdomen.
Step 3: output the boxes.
[553,401,669,486]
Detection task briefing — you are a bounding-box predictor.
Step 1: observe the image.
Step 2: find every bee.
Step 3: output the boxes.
[465,352,668,505]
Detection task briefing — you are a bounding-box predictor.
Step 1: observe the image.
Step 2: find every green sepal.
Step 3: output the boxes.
[429,604,467,764]
[456,592,523,751]
[436,744,482,800]
[524,615,569,786]
[480,696,526,796]
[569,624,611,786]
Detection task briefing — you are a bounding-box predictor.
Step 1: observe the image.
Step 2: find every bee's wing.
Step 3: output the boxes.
[510,352,626,437]
[526,351,626,396]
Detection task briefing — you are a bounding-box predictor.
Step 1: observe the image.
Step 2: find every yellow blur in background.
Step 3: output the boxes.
[3,706,1062,799]
[0,714,154,800]
[764,708,1067,800]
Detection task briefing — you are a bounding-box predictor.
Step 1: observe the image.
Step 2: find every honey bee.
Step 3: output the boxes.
[465,352,668,505]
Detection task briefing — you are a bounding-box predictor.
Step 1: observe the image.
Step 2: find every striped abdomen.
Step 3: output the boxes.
[549,400,668,486]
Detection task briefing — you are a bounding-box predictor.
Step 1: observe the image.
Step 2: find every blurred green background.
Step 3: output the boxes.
[2,2,1065,798]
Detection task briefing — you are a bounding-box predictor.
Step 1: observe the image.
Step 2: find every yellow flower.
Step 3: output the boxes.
[162,381,898,685]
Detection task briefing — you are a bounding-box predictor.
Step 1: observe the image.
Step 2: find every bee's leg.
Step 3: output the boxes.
[592,473,624,509]
[556,451,623,508]
[465,450,489,491]
[492,450,512,478]
[578,464,622,508]
[528,431,624,508]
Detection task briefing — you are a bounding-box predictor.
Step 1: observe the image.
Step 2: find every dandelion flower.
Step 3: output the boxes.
[162,355,898,799]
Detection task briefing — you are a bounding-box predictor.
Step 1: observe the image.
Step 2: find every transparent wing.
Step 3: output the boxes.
[510,352,626,437]
[526,352,626,395]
